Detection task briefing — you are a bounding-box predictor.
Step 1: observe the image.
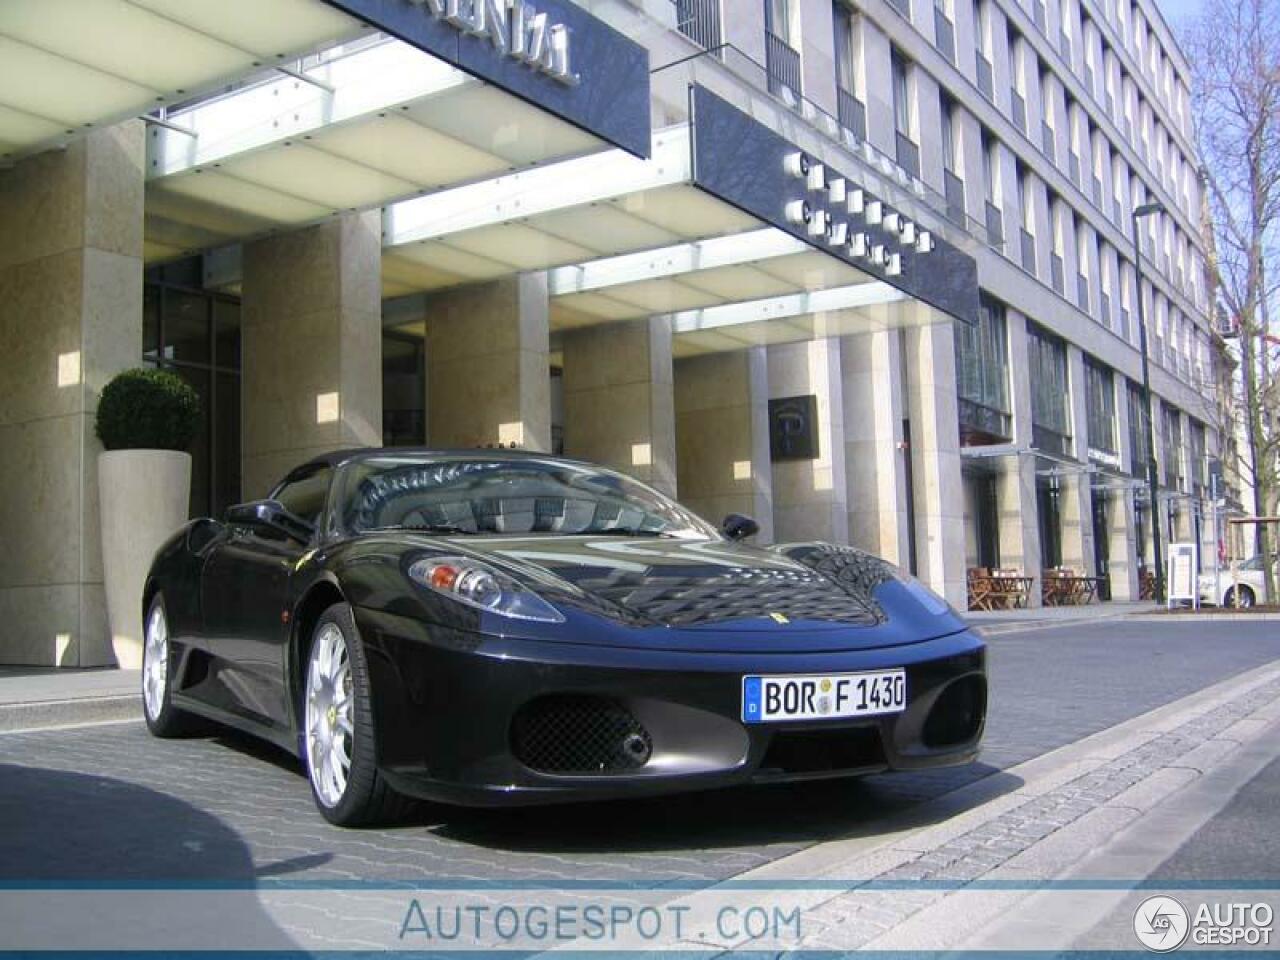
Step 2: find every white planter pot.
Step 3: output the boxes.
[99,450,191,669]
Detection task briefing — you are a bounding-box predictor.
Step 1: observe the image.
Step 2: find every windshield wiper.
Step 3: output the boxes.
[579,527,674,538]
[365,523,477,535]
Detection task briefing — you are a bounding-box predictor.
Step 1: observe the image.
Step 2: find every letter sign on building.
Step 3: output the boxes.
[412,0,578,84]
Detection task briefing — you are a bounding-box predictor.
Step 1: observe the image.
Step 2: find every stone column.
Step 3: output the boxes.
[841,330,909,565]
[998,310,1042,603]
[423,274,551,455]
[768,338,849,544]
[1109,370,1140,600]
[1056,345,1095,574]
[0,123,145,666]
[241,212,382,498]
[903,320,967,607]
[674,348,773,541]
[562,316,675,496]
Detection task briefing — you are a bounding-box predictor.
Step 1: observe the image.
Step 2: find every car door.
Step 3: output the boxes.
[201,465,331,728]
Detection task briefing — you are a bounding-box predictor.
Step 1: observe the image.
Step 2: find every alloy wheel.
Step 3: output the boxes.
[142,605,169,721]
[305,622,355,808]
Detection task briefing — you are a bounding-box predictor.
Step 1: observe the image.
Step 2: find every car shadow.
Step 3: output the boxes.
[426,763,1022,853]
[0,763,311,949]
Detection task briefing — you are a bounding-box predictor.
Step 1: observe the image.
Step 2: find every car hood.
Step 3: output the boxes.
[407,534,968,652]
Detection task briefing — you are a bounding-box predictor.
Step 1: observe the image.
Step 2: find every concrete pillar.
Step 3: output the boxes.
[903,320,967,606]
[423,274,551,455]
[768,338,849,544]
[999,310,1042,603]
[562,317,675,496]
[0,122,145,666]
[1110,370,1140,600]
[674,348,773,541]
[241,212,382,498]
[1061,346,1095,574]
[841,330,909,565]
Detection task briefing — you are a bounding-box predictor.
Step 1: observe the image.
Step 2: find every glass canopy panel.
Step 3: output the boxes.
[0,0,361,162]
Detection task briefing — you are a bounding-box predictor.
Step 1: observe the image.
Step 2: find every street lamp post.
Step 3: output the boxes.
[1132,200,1166,603]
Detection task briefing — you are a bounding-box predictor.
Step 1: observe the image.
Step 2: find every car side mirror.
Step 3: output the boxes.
[722,513,760,541]
[225,499,315,544]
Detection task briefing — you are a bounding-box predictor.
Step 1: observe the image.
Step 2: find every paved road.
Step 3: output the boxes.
[0,620,1276,887]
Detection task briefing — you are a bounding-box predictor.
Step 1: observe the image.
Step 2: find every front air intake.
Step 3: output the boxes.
[511,695,653,775]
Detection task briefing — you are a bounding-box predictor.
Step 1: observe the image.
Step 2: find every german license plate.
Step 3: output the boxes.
[741,670,906,723]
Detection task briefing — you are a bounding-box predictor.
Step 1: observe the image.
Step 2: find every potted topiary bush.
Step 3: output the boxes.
[96,368,200,669]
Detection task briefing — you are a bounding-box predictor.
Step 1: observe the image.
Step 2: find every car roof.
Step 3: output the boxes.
[279,447,596,483]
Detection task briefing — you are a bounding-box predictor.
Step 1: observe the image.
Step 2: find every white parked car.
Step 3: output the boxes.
[1197,555,1271,608]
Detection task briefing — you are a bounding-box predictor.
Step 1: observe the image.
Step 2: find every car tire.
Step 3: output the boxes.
[302,602,412,827]
[141,594,197,738]
[1224,586,1256,609]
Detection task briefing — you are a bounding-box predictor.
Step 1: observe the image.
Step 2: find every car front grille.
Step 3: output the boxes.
[511,695,653,775]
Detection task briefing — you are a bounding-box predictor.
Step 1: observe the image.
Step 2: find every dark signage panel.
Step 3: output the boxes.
[320,0,651,158]
[769,395,820,461]
[690,85,980,325]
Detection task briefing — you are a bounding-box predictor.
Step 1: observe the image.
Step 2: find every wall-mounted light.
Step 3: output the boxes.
[57,352,81,388]
[886,252,903,276]
[900,221,916,244]
[849,232,869,257]
[316,392,340,424]
[847,189,865,215]
[865,200,882,225]
[498,422,525,447]
[870,244,887,266]
[807,209,829,237]
[916,231,934,253]
[733,460,752,480]
[827,220,849,246]
[631,442,652,467]
[883,211,901,232]
[827,178,846,204]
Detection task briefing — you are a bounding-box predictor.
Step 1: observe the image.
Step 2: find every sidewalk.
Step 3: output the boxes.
[0,666,139,732]
[964,600,1160,635]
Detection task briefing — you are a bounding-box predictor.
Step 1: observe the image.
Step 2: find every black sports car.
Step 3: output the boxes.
[142,449,986,826]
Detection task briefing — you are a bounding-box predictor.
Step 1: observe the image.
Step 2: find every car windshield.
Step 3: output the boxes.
[336,455,720,539]
[1240,555,1265,571]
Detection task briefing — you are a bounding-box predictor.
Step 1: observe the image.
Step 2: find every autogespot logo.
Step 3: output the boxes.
[1134,895,1191,952]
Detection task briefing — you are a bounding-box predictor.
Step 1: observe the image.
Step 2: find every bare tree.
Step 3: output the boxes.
[1181,0,1280,601]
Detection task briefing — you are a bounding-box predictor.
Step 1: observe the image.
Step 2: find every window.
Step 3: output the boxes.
[941,93,958,171]
[1084,357,1117,457]
[955,293,1012,444]
[1127,380,1151,477]
[982,130,996,200]
[143,258,242,520]
[1028,324,1072,454]
[274,466,332,528]
[765,0,792,41]
[833,3,858,93]
[891,48,912,134]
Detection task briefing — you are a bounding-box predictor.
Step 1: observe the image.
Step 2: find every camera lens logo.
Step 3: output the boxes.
[1134,896,1190,952]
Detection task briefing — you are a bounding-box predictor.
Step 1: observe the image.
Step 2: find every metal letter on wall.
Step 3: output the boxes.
[689,85,980,325]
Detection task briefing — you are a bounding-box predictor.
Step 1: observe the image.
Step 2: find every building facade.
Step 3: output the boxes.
[0,0,1219,666]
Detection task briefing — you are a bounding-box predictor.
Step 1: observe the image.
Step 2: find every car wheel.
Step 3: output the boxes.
[1224,586,1256,609]
[142,595,196,737]
[303,602,410,827]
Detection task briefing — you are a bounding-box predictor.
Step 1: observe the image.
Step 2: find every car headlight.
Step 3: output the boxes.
[407,556,565,623]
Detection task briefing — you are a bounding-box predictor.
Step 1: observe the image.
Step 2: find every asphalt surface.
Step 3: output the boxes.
[0,619,1277,886]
